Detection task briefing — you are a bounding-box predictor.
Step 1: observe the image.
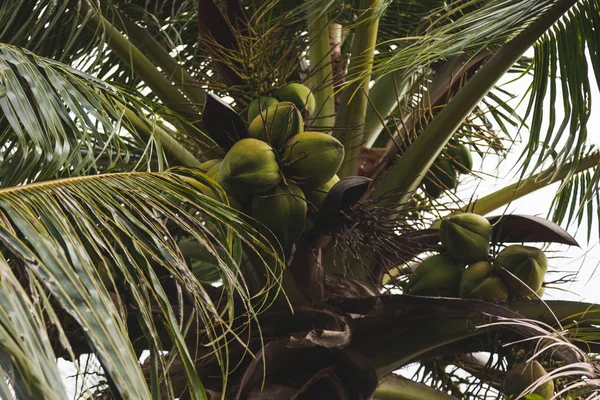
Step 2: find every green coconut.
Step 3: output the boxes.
[281,131,344,187]
[440,213,491,263]
[247,96,279,122]
[447,144,473,174]
[219,138,281,194]
[198,159,220,172]
[459,261,509,302]
[248,101,303,148]
[303,175,340,210]
[424,160,457,198]
[494,245,547,296]
[276,83,316,116]
[406,254,465,297]
[251,182,307,251]
[503,361,554,400]
[206,161,222,179]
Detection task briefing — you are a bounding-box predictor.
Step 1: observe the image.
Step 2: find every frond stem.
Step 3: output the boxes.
[80,2,198,118]
[464,151,600,216]
[335,0,383,178]
[114,10,206,108]
[308,6,336,129]
[362,69,414,147]
[118,100,203,168]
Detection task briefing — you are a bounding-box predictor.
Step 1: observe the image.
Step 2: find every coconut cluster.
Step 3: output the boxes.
[201,83,344,252]
[423,142,473,198]
[406,213,549,301]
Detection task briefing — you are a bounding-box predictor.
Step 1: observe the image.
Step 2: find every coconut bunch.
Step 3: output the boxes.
[406,213,549,302]
[201,83,344,252]
[423,142,473,199]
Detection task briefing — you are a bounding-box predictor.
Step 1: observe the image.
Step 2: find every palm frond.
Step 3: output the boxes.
[0,258,68,400]
[519,0,599,177]
[549,146,600,242]
[0,0,208,116]
[368,1,571,81]
[0,170,283,398]
[0,44,177,187]
[372,0,578,206]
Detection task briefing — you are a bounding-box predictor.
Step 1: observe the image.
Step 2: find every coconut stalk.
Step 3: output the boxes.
[335,0,383,178]
[308,6,336,129]
[372,0,579,207]
[362,69,414,147]
[508,300,600,327]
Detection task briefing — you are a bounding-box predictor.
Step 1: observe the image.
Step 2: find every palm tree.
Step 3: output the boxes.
[0,0,599,398]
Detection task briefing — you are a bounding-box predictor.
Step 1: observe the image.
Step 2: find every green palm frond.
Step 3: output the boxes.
[0,1,86,63]
[0,1,206,117]
[373,0,579,206]
[0,44,176,187]
[367,1,571,82]
[375,0,446,48]
[519,0,599,176]
[0,259,68,400]
[253,0,378,26]
[549,147,600,242]
[0,170,283,398]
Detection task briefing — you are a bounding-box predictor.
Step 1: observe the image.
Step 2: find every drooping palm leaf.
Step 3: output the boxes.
[0,170,283,398]
[519,0,600,176]
[0,44,173,187]
[0,257,68,400]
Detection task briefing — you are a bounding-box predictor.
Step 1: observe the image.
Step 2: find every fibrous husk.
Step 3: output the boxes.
[276,83,316,116]
[459,261,508,302]
[282,131,344,187]
[439,213,491,263]
[250,182,307,251]
[248,101,303,148]
[503,361,554,400]
[219,138,281,194]
[494,245,547,296]
[247,96,279,122]
[406,254,464,297]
